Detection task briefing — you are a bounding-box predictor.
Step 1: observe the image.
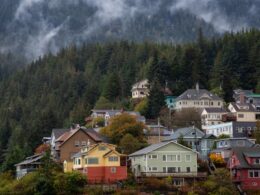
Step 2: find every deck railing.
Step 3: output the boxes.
[140,172,207,178]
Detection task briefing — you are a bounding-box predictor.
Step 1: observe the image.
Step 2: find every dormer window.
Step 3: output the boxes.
[254,158,260,164]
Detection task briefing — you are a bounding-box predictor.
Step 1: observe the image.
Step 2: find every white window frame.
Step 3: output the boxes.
[166,154,181,162]
[148,154,158,159]
[111,167,117,173]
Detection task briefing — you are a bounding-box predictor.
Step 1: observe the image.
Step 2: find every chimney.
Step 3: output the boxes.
[239,93,245,104]
[196,83,199,91]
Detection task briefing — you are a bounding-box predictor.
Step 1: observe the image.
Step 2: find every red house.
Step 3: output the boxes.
[229,147,260,190]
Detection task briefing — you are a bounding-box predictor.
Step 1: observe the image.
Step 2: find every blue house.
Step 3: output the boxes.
[165,95,176,110]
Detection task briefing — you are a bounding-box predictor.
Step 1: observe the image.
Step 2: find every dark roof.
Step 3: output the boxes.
[176,89,222,101]
[203,134,216,139]
[52,128,69,138]
[203,108,227,113]
[229,102,256,112]
[233,89,253,96]
[232,147,260,169]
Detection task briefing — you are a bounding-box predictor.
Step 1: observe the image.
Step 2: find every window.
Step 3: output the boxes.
[149,154,157,159]
[81,141,86,146]
[98,146,106,151]
[211,102,213,106]
[88,157,99,164]
[163,155,166,161]
[77,159,81,165]
[167,154,181,162]
[218,102,220,106]
[148,167,157,172]
[111,167,117,173]
[108,156,118,162]
[168,167,181,173]
[186,167,191,173]
[163,167,167,173]
[254,158,260,164]
[249,170,260,178]
[238,114,244,118]
[185,155,191,162]
[75,140,80,147]
[237,128,243,133]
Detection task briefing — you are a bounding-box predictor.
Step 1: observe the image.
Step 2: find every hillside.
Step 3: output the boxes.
[0,30,260,171]
[0,0,260,60]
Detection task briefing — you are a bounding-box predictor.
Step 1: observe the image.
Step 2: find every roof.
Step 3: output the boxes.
[203,108,227,113]
[164,126,205,141]
[52,128,70,139]
[247,94,260,98]
[57,127,103,147]
[131,79,148,89]
[232,147,260,169]
[129,141,196,157]
[233,89,253,96]
[15,154,44,166]
[229,102,256,112]
[203,134,216,139]
[175,89,222,101]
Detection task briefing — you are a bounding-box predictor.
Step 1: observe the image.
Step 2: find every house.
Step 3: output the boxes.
[50,128,70,159]
[201,108,227,130]
[165,95,176,110]
[70,143,127,183]
[205,122,256,138]
[131,79,149,99]
[144,123,172,144]
[129,141,205,186]
[229,147,260,190]
[91,109,146,126]
[174,83,224,111]
[233,89,260,108]
[164,126,216,159]
[233,89,253,103]
[15,153,44,179]
[210,138,255,161]
[52,126,103,171]
[228,102,257,122]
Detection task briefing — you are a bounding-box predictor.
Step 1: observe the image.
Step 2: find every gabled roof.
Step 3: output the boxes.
[52,128,70,138]
[229,102,256,112]
[129,141,196,157]
[15,153,44,166]
[131,79,149,89]
[163,126,205,141]
[232,147,260,169]
[57,127,103,147]
[176,89,222,101]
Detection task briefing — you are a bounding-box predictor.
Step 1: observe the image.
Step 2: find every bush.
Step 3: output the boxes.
[142,178,169,191]
[54,171,86,195]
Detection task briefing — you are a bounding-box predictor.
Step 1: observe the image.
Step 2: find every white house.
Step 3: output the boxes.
[174,84,224,111]
[131,79,149,99]
[201,108,227,130]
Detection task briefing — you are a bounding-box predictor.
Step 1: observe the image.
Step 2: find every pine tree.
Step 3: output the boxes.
[146,79,165,119]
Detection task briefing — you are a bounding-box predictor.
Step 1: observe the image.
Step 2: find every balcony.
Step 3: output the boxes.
[140,172,207,178]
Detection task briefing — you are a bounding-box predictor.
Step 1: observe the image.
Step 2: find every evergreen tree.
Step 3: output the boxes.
[146,79,165,119]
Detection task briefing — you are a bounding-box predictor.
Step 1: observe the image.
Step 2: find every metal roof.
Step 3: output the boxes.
[129,141,196,157]
[176,89,222,101]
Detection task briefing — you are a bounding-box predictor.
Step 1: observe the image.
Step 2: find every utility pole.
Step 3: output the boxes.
[158,117,161,143]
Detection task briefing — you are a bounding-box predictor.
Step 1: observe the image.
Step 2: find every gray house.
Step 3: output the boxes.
[129,141,200,183]
[211,137,256,161]
[15,153,44,179]
[164,126,216,159]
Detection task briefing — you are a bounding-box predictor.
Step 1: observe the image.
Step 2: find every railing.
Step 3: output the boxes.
[140,172,207,178]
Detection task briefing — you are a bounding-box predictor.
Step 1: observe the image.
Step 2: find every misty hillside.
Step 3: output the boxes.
[0,29,260,171]
[0,0,260,60]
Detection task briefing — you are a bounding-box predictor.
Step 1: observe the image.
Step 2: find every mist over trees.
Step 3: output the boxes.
[0,29,260,171]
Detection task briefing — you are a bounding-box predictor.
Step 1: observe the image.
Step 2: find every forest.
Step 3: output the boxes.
[0,29,260,172]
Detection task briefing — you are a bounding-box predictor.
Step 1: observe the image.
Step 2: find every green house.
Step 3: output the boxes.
[129,141,198,178]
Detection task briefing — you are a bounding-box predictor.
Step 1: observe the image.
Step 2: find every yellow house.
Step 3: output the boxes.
[69,143,127,183]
